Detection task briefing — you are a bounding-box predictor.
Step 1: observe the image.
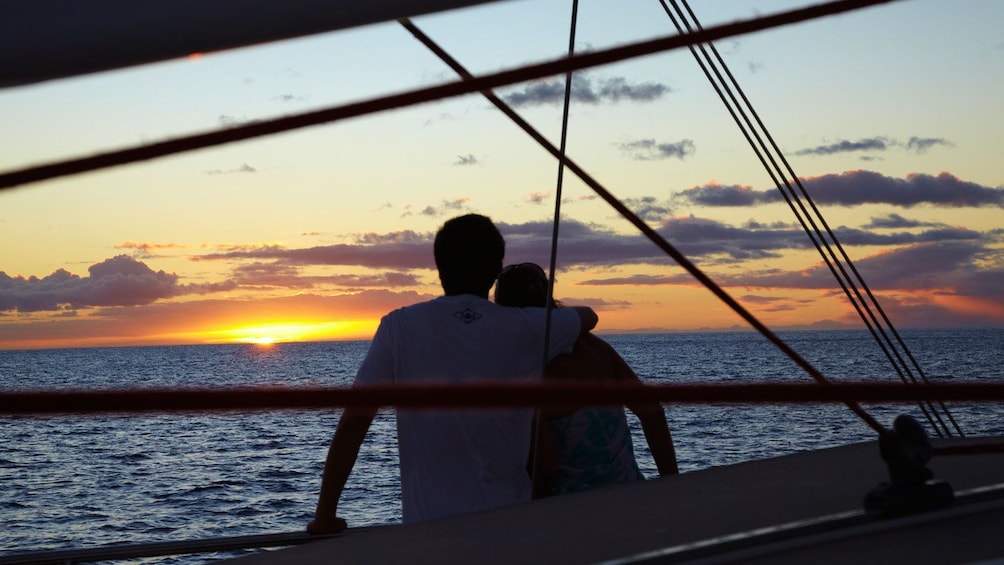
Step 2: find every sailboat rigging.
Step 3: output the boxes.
[1,0,1002,563]
[655,0,962,436]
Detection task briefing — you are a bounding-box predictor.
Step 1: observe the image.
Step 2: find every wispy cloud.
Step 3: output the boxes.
[618,139,695,161]
[501,75,670,108]
[206,163,257,175]
[273,93,309,103]
[905,136,953,153]
[417,197,471,217]
[116,241,190,259]
[454,154,479,166]
[218,114,252,127]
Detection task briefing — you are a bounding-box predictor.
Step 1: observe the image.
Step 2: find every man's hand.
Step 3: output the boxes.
[307,516,347,535]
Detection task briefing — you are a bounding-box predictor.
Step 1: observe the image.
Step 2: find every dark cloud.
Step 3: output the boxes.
[501,75,670,108]
[738,294,815,313]
[576,273,685,286]
[905,137,952,153]
[677,183,763,206]
[618,138,695,161]
[621,197,674,222]
[862,213,943,229]
[506,213,993,278]
[195,237,436,270]
[806,171,1002,207]
[454,154,479,166]
[575,239,1002,328]
[680,241,1003,300]
[232,262,312,288]
[795,137,889,156]
[826,225,982,246]
[853,241,1003,300]
[794,136,954,157]
[677,171,1004,208]
[231,262,422,289]
[0,248,428,314]
[656,216,800,262]
[499,217,798,267]
[498,220,668,267]
[183,214,996,283]
[0,256,202,312]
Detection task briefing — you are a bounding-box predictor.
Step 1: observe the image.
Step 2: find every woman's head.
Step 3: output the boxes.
[495,262,556,308]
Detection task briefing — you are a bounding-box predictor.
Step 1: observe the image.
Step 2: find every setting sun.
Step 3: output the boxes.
[206,321,374,345]
[241,336,277,345]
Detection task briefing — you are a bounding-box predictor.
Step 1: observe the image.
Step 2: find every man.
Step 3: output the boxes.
[307,214,597,533]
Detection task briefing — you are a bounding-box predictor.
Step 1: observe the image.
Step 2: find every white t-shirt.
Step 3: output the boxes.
[354,294,582,523]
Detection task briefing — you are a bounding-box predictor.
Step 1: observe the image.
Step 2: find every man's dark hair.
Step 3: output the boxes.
[434,214,505,297]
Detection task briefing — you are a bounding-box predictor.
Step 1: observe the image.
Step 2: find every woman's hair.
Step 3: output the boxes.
[494,262,561,308]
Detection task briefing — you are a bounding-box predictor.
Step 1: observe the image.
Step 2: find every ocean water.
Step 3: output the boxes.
[1,329,1002,562]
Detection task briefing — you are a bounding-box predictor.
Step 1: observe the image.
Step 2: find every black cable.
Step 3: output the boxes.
[663,0,961,435]
[399,17,887,436]
[0,0,901,192]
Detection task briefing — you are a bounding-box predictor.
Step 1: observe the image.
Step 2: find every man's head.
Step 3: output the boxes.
[434,214,505,297]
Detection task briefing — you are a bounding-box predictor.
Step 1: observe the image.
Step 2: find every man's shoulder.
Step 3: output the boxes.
[384,295,494,319]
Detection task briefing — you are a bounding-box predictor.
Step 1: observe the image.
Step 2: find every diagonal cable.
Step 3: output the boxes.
[399,17,887,436]
[663,0,962,436]
[0,0,900,192]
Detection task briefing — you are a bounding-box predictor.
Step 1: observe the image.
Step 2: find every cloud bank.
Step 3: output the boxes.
[678,171,1004,208]
[0,255,235,313]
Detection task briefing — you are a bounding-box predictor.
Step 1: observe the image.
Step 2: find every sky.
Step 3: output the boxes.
[0,0,1002,350]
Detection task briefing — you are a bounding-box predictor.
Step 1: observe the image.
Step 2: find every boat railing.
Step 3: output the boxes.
[3,382,1004,564]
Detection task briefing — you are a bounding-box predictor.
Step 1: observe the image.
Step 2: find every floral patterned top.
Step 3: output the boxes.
[544,406,644,495]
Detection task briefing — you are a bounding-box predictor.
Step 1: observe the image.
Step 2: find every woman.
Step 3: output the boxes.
[495,263,678,497]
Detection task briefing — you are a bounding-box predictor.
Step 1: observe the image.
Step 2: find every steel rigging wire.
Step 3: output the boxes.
[658,0,962,437]
[399,18,887,436]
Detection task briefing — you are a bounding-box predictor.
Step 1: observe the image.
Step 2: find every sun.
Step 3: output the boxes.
[201,321,376,345]
[241,336,277,346]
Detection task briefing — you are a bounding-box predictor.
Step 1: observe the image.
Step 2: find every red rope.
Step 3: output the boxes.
[3,382,1003,415]
[0,0,898,191]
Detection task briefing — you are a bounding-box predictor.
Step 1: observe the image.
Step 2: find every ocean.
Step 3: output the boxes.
[1,329,1002,563]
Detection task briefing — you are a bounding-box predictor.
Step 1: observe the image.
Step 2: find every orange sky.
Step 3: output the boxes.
[1,1,1002,350]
